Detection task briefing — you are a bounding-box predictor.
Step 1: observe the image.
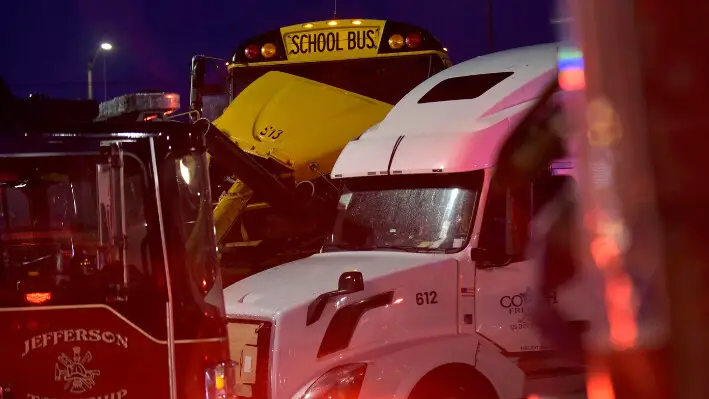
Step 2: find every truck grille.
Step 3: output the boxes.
[226,318,272,399]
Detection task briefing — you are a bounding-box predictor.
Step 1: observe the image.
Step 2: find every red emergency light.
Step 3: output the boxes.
[25,292,52,304]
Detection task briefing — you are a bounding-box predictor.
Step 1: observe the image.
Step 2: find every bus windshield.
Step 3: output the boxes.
[231,53,447,104]
[0,154,151,307]
[324,171,484,254]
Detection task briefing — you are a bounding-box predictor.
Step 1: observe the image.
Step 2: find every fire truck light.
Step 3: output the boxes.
[557,44,585,91]
[25,292,52,304]
[97,92,180,120]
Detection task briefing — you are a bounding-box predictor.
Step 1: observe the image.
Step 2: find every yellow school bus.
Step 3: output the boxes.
[192,19,451,281]
[227,19,451,105]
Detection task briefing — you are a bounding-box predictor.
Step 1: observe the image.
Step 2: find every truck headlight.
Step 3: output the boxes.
[205,360,239,399]
[302,363,367,399]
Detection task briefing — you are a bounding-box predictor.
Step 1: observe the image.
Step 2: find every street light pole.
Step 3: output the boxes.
[88,42,112,100]
[486,0,495,53]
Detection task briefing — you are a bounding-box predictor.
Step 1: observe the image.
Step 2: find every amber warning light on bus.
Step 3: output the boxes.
[388,32,421,50]
[239,20,430,62]
[245,42,278,60]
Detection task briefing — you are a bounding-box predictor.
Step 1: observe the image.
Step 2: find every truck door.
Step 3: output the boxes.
[474,169,571,353]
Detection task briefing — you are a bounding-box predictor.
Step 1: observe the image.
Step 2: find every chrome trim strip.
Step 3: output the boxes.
[150,137,177,399]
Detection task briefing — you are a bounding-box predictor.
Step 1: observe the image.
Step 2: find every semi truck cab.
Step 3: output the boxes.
[223,43,590,399]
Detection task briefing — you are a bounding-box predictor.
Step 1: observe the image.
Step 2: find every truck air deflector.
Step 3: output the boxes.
[317,291,394,358]
[331,136,401,178]
[388,119,510,174]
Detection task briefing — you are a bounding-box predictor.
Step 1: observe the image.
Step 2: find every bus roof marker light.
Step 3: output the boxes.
[303,23,314,28]
[388,34,404,49]
[327,20,338,26]
[352,20,362,25]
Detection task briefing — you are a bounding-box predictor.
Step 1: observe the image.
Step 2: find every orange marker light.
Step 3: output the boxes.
[389,34,404,49]
[261,43,277,58]
[25,292,52,304]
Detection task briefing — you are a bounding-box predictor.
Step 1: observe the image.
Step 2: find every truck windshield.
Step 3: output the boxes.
[231,54,447,105]
[324,171,484,253]
[0,153,151,307]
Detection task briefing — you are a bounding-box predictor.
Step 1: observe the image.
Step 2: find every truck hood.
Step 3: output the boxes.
[223,251,436,319]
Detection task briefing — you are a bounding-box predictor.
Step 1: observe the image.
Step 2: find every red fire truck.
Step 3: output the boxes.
[0,84,237,399]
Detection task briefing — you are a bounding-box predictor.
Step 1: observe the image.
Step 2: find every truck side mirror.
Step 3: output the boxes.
[338,271,364,292]
[189,56,206,116]
[306,271,364,326]
[471,247,511,269]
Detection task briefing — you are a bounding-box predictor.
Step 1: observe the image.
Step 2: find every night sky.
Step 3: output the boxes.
[1,0,555,105]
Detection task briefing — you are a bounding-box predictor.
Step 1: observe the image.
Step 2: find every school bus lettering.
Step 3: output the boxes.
[290,32,342,55]
[347,30,377,50]
[288,29,378,56]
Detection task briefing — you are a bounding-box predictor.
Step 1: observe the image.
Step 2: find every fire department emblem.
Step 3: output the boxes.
[54,347,101,393]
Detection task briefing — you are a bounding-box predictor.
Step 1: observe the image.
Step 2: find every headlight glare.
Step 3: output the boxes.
[302,363,367,399]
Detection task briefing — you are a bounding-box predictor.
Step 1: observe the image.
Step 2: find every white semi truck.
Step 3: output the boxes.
[222,43,591,399]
